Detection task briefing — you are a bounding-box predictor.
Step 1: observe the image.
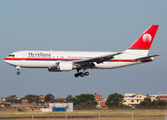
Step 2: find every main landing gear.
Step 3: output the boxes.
[74,69,89,77]
[16,66,21,75]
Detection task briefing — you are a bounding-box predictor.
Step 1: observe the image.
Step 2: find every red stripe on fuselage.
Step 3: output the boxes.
[4,57,82,61]
[4,57,140,62]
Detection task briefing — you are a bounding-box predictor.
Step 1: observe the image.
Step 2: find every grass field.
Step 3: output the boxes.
[0,118,166,120]
[0,109,166,120]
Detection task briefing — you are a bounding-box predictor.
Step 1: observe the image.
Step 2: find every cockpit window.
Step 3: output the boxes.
[8,54,15,57]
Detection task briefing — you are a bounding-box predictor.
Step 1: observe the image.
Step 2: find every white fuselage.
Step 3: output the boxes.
[4,50,147,70]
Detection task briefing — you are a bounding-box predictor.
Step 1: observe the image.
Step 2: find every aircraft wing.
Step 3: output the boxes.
[73,52,122,65]
[134,54,161,61]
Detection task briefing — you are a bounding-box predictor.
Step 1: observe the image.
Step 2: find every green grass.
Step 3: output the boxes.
[0,117,166,120]
[0,109,166,118]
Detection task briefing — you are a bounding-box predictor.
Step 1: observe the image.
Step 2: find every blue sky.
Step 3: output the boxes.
[0,0,167,99]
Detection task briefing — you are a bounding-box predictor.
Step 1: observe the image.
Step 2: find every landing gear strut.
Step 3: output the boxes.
[74,69,89,77]
[16,66,21,75]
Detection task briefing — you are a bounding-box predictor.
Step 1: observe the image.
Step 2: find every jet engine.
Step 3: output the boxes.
[48,61,73,72]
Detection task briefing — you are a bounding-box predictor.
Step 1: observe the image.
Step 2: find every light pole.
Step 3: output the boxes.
[99,110,100,120]
[32,105,34,120]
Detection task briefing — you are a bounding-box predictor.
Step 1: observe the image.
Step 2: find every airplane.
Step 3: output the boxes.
[4,25,160,77]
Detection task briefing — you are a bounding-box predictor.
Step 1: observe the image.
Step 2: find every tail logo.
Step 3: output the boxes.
[143,33,152,42]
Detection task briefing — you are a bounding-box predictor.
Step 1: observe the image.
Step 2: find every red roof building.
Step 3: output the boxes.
[150,94,167,101]
[93,93,107,109]
[94,93,102,101]
[158,95,167,101]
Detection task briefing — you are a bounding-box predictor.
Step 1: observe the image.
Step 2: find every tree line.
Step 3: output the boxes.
[3,93,167,109]
[136,97,167,109]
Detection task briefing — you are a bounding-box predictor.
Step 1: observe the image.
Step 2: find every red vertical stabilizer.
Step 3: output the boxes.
[129,25,159,50]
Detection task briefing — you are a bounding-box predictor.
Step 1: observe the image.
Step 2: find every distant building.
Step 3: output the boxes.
[21,98,28,103]
[158,95,167,101]
[39,95,45,102]
[93,93,107,109]
[150,94,167,101]
[94,93,102,101]
[123,93,147,107]
[4,103,49,109]
[1,97,6,104]
[41,103,73,112]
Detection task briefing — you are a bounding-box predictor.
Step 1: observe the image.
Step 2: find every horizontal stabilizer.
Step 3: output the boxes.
[134,54,161,61]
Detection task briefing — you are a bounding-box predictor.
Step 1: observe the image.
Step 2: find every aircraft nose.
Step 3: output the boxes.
[4,57,11,64]
[4,58,8,63]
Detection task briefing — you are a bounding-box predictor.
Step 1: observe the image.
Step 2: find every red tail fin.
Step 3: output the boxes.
[129,25,159,49]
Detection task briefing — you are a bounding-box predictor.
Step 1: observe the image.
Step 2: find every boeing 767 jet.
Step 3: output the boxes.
[4,25,160,77]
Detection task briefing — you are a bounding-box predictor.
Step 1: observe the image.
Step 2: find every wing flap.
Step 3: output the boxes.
[73,52,122,65]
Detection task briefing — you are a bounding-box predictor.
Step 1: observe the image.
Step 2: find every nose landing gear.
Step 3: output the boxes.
[16,66,21,75]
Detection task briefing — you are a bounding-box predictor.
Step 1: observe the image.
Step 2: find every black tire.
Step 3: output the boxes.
[80,73,85,77]
[74,73,79,77]
[85,72,89,76]
[17,72,20,75]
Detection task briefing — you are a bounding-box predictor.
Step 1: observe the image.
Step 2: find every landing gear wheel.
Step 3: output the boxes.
[80,72,85,77]
[74,69,89,77]
[85,72,89,76]
[17,72,20,75]
[74,73,79,77]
